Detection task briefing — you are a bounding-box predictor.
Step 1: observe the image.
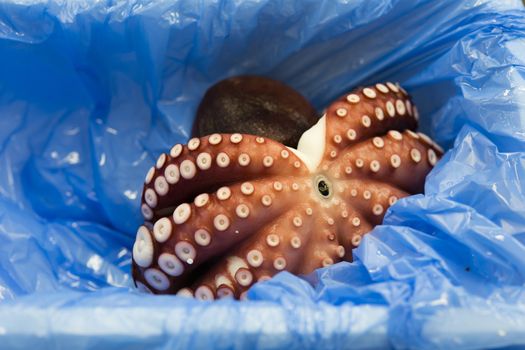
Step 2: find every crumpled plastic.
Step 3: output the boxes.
[0,0,524,348]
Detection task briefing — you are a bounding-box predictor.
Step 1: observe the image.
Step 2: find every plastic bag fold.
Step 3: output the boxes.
[1,0,525,348]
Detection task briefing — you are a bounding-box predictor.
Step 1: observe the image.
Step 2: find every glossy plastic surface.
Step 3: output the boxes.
[0,0,524,348]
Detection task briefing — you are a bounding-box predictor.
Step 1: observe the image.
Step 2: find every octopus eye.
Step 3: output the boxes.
[315,176,332,198]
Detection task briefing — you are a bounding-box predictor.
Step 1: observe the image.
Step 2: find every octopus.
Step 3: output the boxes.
[132,82,444,300]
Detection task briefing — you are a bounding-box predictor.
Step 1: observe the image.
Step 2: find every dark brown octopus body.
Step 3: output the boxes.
[133,82,444,300]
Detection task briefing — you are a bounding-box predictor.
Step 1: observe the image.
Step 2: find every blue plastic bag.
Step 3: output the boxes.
[1,0,525,348]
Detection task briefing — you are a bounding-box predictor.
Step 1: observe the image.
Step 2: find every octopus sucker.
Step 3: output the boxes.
[173,203,192,224]
[154,176,169,196]
[266,234,280,247]
[209,133,223,145]
[386,82,399,93]
[194,285,215,301]
[196,152,212,170]
[153,217,172,242]
[372,204,384,216]
[179,159,197,179]
[375,107,384,121]
[336,245,346,258]
[170,144,183,158]
[175,241,197,264]
[351,234,362,247]
[375,83,389,94]
[273,257,287,270]
[346,94,360,104]
[145,167,155,184]
[194,193,210,208]
[213,214,230,231]
[230,133,243,144]
[290,236,302,248]
[141,204,153,221]
[158,253,184,276]
[144,189,157,208]
[386,101,396,117]
[164,164,180,184]
[372,137,385,149]
[176,288,194,298]
[389,130,403,141]
[194,228,211,246]
[322,257,334,267]
[336,107,348,117]
[390,154,402,168]
[216,285,235,299]
[261,194,273,207]
[410,148,422,163]
[263,156,274,167]
[363,87,377,99]
[427,149,438,166]
[132,226,154,268]
[144,268,170,291]
[133,83,444,298]
[235,268,254,287]
[156,153,167,169]
[235,204,250,219]
[188,138,201,151]
[216,152,231,168]
[216,186,232,201]
[214,273,236,298]
[247,249,264,267]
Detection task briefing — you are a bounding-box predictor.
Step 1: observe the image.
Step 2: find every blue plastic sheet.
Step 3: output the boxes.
[1,0,525,348]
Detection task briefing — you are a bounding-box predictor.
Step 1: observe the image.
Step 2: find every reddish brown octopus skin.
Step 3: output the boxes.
[132,82,444,300]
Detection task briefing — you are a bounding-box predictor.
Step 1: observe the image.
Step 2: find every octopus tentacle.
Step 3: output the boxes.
[337,214,373,260]
[141,134,309,222]
[188,204,316,300]
[321,82,418,167]
[337,180,407,223]
[292,213,345,274]
[133,176,312,293]
[327,130,443,193]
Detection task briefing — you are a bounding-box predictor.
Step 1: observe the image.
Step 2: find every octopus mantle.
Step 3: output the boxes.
[132,82,443,300]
